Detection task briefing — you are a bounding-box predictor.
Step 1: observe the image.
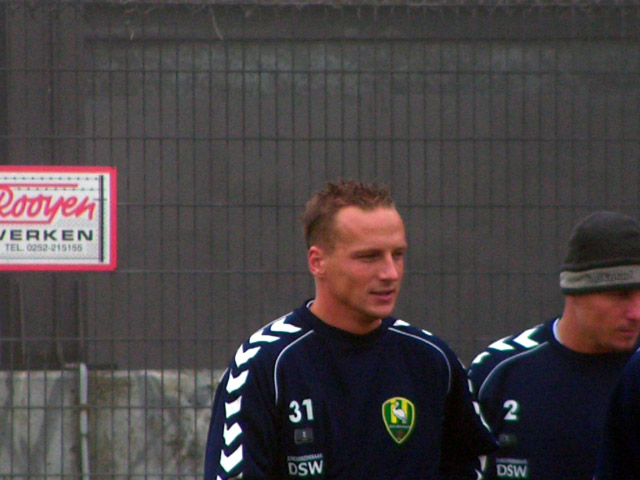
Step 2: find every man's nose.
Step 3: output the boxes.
[379,254,400,280]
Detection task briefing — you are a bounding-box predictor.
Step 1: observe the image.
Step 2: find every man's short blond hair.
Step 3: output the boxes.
[302,179,395,250]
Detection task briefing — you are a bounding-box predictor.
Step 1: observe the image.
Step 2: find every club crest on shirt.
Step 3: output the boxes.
[382,397,415,444]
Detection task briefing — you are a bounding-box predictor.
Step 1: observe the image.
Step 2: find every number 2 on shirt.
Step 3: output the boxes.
[503,399,520,421]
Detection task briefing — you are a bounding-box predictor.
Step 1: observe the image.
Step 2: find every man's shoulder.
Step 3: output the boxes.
[620,348,640,381]
[231,309,313,371]
[468,321,552,389]
[387,319,460,362]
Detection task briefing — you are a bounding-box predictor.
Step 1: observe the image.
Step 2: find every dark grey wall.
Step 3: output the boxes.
[3,1,640,369]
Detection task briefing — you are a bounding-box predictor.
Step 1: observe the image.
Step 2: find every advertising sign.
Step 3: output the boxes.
[0,166,117,271]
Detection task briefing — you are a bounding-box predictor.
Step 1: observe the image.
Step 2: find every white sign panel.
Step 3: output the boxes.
[0,166,117,270]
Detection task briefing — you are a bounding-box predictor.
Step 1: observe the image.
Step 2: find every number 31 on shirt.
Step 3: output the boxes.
[289,399,315,423]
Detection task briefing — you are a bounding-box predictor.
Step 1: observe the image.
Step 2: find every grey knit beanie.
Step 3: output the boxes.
[559,211,640,295]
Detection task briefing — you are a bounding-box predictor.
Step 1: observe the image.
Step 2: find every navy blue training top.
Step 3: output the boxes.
[205,300,496,479]
[595,349,640,480]
[469,319,632,480]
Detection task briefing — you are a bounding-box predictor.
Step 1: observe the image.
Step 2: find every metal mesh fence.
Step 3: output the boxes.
[1,0,640,477]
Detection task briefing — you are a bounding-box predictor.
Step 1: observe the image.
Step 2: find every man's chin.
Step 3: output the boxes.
[608,339,640,353]
[366,304,396,320]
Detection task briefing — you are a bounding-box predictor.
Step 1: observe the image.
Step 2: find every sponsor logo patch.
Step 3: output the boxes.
[496,458,529,479]
[287,453,324,477]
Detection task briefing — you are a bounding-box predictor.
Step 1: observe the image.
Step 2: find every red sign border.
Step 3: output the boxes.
[0,165,117,271]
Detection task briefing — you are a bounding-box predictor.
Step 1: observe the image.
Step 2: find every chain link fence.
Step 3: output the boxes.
[1,0,640,477]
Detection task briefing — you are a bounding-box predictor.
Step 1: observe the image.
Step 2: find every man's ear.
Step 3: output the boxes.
[308,245,325,278]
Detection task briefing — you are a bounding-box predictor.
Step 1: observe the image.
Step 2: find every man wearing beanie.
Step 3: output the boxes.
[469,211,640,480]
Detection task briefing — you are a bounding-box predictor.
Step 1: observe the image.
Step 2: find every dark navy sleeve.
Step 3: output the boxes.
[439,344,498,480]
[467,325,547,480]
[468,339,520,438]
[467,348,507,480]
[595,351,640,480]
[204,343,279,479]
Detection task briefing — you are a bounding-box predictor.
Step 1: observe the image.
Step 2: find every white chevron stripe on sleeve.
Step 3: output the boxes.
[392,319,410,327]
[234,344,260,367]
[249,329,280,344]
[223,422,243,446]
[226,370,249,394]
[471,351,490,365]
[513,327,540,348]
[271,316,302,333]
[220,445,243,473]
[225,396,242,418]
[488,337,515,351]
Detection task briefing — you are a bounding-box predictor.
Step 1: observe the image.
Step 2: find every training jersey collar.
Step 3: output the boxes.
[300,299,392,344]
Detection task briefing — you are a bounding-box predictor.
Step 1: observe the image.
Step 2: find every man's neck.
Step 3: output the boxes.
[309,299,382,335]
